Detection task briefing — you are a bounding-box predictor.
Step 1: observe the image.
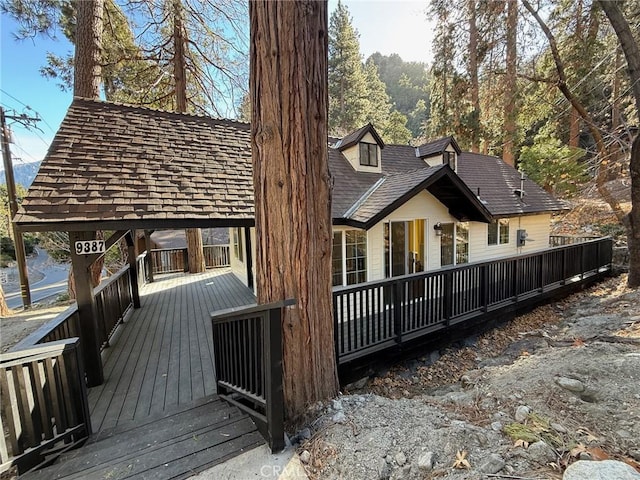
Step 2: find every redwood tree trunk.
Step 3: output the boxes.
[503,0,517,166]
[73,0,103,98]
[250,0,338,419]
[468,0,480,153]
[0,285,11,317]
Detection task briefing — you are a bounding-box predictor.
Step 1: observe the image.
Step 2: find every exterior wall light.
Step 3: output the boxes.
[434,222,443,236]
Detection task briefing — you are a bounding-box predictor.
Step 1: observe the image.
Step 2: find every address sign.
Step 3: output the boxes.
[74,240,106,255]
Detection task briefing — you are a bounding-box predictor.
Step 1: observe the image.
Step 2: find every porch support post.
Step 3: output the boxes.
[69,230,104,387]
[144,230,154,283]
[125,231,141,308]
[244,226,253,290]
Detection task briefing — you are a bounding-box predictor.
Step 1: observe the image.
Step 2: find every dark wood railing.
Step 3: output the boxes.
[148,245,231,276]
[93,265,134,349]
[211,299,294,453]
[334,238,612,363]
[0,338,92,475]
[549,235,600,247]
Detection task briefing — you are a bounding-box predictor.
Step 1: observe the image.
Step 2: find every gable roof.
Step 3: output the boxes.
[415,136,461,158]
[342,165,492,229]
[15,98,254,231]
[334,123,385,150]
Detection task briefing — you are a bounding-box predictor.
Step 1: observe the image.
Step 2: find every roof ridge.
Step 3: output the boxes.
[72,97,251,127]
[343,177,386,218]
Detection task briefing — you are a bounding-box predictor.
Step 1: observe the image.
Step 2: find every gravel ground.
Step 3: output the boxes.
[295,274,640,479]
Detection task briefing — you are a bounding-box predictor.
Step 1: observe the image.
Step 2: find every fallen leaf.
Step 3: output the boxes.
[453,450,471,469]
[513,439,529,449]
[572,337,585,347]
[586,447,609,461]
[570,444,587,457]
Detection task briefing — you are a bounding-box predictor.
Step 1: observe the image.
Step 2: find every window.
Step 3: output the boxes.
[488,219,509,245]
[440,222,469,266]
[332,232,343,286]
[232,227,243,262]
[359,143,378,167]
[456,222,469,264]
[332,230,367,286]
[443,151,456,171]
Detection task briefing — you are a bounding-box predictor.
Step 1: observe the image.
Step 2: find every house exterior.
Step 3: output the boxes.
[230,124,567,291]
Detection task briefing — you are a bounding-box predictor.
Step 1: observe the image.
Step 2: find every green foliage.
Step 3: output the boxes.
[519,133,587,196]
[328,2,411,143]
[0,234,38,267]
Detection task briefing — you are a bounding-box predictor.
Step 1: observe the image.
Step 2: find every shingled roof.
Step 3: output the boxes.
[456,152,567,217]
[415,136,460,158]
[15,98,254,231]
[16,100,566,233]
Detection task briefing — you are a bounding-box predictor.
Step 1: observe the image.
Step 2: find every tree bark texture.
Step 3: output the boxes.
[0,285,11,317]
[597,0,640,287]
[468,0,480,153]
[186,228,206,273]
[173,0,188,113]
[503,0,517,166]
[73,0,103,98]
[250,0,338,420]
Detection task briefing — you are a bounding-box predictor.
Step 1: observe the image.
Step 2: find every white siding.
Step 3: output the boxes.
[469,213,551,263]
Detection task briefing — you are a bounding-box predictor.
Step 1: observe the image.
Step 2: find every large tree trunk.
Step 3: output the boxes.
[597,0,640,287]
[250,0,338,420]
[468,0,480,153]
[171,0,205,273]
[69,0,105,297]
[0,285,11,317]
[503,0,517,166]
[73,0,103,98]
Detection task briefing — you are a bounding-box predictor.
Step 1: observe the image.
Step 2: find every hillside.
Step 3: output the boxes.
[297,274,640,479]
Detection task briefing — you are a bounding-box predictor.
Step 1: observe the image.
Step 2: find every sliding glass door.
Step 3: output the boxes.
[384,219,425,277]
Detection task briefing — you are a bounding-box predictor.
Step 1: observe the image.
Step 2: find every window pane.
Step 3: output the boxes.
[488,221,498,245]
[440,223,454,266]
[332,232,343,286]
[456,222,469,264]
[345,229,367,285]
[499,219,509,244]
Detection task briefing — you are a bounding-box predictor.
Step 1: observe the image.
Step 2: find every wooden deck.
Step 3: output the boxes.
[89,268,256,432]
[23,269,261,480]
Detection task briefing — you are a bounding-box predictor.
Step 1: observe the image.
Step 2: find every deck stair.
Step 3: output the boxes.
[21,395,263,480]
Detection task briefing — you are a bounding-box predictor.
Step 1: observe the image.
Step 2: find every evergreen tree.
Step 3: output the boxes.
[328,0,369,135]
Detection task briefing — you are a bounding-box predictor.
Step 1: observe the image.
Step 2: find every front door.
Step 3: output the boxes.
[385,220,426,277]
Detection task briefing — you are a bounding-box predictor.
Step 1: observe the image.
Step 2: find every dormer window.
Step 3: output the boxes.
[359,143,378,167]
[443,151,456,170]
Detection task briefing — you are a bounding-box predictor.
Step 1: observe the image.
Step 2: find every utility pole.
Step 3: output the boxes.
[1,107,35,308]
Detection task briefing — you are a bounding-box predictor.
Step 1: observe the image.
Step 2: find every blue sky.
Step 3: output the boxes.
[0,1,432,166]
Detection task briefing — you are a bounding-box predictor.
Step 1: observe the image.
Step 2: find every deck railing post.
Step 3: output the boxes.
[264,306,285,453]
[481,264,489,312]
[392,281,403,343]
[444,271,452,324]
[333,292,340,362]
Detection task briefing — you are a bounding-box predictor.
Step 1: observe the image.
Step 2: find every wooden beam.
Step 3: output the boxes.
[69,231,104,387]
[16,218,256,233]
[144,230,154,283]
[126,231,141,308]
[244,226,253,290]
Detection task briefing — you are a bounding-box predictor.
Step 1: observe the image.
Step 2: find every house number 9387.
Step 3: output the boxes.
[74,240,106,255]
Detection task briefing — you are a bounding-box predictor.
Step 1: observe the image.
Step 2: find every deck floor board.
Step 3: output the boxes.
[88,268,255,431]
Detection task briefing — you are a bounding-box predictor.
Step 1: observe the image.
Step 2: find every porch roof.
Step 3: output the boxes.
[15,98,255,232]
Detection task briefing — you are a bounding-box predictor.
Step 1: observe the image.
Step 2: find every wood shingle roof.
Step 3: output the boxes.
[16,98,254,231]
